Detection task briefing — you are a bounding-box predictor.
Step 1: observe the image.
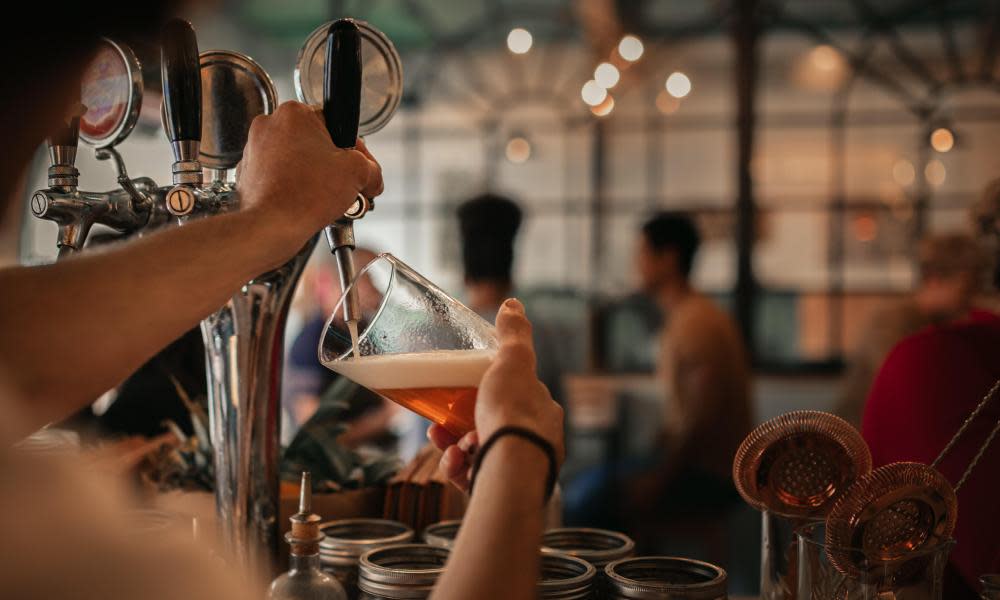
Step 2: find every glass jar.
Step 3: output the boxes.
[796,521,955,600]
[759,510,801,600]
[357,544,449,599]
[538,552,597,599]
[605,556,728,599]
[422,520,461,549]
[542,527,635,596]
[319,519,414,598]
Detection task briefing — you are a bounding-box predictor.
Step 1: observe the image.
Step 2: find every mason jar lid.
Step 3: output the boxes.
[319,518,413,564]
[358,544,449,598]
[542,527,636,569]
[422,520,461,549]
[605,557,727,599]
[538,552,597,599]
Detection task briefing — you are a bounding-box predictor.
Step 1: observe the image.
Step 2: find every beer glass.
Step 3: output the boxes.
[319,253,497,436]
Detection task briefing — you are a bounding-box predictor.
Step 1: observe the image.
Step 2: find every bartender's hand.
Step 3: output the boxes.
[428,299,565,492]
[237,101,383,259]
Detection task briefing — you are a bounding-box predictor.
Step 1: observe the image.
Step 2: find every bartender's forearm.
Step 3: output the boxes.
[0,207,305,437]
[432,437,547,600]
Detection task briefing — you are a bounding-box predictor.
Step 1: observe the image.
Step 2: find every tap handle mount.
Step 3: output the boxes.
[161,19,203,215]
[47,111,81,189]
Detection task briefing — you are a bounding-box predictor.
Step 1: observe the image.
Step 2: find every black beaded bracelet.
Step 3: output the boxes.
[468,426,558,505]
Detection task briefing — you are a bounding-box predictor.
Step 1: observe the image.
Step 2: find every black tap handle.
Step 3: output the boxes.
[323,19,362,149]
[50,115,80,149]
[161,18,201,143]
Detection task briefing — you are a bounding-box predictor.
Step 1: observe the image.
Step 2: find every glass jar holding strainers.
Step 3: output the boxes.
[319,519,414,598]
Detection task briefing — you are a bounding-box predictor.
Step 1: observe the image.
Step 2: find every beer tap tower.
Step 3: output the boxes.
[157,20,314,572]
[31,16,401,574]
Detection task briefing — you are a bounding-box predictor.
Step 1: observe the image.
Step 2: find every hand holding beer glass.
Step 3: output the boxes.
[319,254,498,436]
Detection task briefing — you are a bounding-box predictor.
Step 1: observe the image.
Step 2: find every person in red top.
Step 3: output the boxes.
[862,310,1000,598]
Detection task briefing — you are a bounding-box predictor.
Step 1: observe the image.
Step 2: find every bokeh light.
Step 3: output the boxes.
[581,80,608,106]
[925,159,946,186]
[666,72,692,98]
[591,95,615,117]
[656,90,681,115]
[595,63,620,88]
[930,128,954,153]
[505,136,532,163]
[507,28,533,54]
[892,159,915,186]
[618,35,644,61]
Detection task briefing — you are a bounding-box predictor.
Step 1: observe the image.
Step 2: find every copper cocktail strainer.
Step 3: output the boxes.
[824,378,1000,585]
[824,462,957,583]
[734,411,873,519]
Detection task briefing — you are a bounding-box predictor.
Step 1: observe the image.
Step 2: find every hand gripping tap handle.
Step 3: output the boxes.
[323,19,365,327]
[161,18,203,215]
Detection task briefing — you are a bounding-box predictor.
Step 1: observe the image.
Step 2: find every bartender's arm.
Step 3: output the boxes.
[0,102,383,437]
[428,300,565,600]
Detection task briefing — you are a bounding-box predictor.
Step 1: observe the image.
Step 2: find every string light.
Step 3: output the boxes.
[581,80,607,106]
[655,90,681,115]
[507,28,533,54]
[925,159,946,186]
[591,95,615,117]
[594,63,620,88]
[930,128,954,153]
[618,35,644,61]
[505,137,532,163]
[892,159,915,186]
[810,45,840,71]
[665,72,691,98]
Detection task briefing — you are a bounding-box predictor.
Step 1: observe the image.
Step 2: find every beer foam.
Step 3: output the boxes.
[324,349,495,389]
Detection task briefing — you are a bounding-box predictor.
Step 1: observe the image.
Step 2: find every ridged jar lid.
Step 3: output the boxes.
[605,557,727,599]
[422,520,461,549]
[542,528,636,568]
[358,544,449,598]
[538,552,597,599]
[319,519,414,561]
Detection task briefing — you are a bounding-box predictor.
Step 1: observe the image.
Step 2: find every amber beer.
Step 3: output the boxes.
[324,349,494,436]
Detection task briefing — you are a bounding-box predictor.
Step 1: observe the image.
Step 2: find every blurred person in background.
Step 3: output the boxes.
[862,299,1000,598]
[628,212,752,513]
[457,193,565,404]
[564,212,752,530]
[837,232,993,428]
[860,184,1000,598]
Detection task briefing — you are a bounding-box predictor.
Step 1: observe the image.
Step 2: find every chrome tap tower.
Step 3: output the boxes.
[32,17,401,574]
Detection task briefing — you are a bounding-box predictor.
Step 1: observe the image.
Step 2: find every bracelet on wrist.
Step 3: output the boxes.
[468,426,558,505]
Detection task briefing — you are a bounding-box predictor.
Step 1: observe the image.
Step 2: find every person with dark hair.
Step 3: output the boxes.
[457,193,523,314]
[629,211,752,516]
[457,193,565,404]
